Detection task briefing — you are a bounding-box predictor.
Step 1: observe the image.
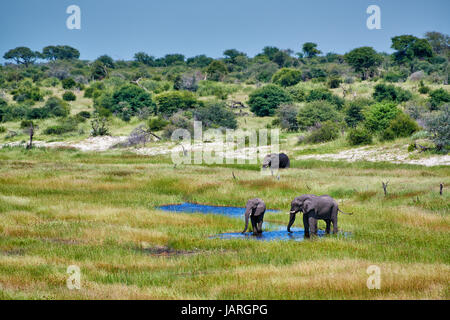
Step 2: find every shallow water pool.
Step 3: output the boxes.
[157,202,328,241]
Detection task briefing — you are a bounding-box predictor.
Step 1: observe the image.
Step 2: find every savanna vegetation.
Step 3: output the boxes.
[0,31,449,299]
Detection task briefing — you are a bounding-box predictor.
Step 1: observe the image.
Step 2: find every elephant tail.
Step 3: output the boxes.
[338,208,353,215]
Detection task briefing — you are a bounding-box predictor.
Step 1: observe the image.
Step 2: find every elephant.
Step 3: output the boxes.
[262,153,290,170]
[242,198,266,235]
[287,194,352,238]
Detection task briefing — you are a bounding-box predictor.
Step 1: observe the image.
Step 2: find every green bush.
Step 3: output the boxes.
[285,86,306,102]
[271,68,302,87]
[297,101,341,130]
[11,82,43,103]
[62,78,76,89]
[44,118,78,135]
[306,88,344,109]
[197,81,237,100]
[27,97,70,119]
[373,83,412,103]
[347,126,373,145]
[364,102,399,132]
[328,77,342,89]
[248,84,292,117]
[155,91,201,116]
[305,121,340,144]
[62,91,76,101]
[385,112,420,139]
[0,126,6,133]
[194,102,237,129]
[429,88,450,110]
[148,116,169,131]
[344,99,370,127]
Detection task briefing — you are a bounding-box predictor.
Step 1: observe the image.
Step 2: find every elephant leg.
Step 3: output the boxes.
[332,217,338,234]
[303,214,310,238]
[251,216,258,235]
[257,221,263,233]
[325,220,331,234]
[309,217,317,236]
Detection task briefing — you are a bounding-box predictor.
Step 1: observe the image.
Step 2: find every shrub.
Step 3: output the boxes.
[27,97,70,119]
[194,102,237,129]
[197,81,237,100]
[425,104,449,152]
[297,101,341,130]
[77,111,91,119]
[285,86,306,102]
[148,116,169,131]
[248,84,292,117]
[328,76,342,89]
[305,121,340,143]
[275,104,299,131]
[0,126,6,133]
[364,102,399,132]
[306,88,344,109]
[62,91,76,101]
[373,83,412,103]
[347,126,373,146]
[385,112,420,139]
[91,116,110,136]
[11,83,43,103]
[155,91,201,116]
[271,68,302,87]
[429,88,450,110]
[20,120,35,128]
[44,118,78,135]
[418,81,430,94]
[62,77,76,89]
[344,99,369,127]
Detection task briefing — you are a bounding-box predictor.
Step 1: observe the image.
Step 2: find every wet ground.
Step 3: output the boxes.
[158,202,329,241]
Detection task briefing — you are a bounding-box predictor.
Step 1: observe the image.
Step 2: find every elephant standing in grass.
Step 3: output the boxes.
[262,153,290,170]
[242,198,266,235]
[287,194,352,238]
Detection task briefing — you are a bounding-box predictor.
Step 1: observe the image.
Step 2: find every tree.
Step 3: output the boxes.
[275,104,299,131]
[297,101,340,130]
[163,54,185,66]
[424,31,449,55]
[134,52,155,66]
[261,46,280,60]
[91,60,108,80]
[194,101,237,129]
[186,55,213,68]
[344,47,382,80]
[155,91,201,116]
[42,45,80,60]
[302,42,321,58]
[373,83,412,103]
[96,55,115,69]
[3,47,40,66]
[223,49,246,63]
[426,104,449,152]
[248,84,292,117]
[271,68,302,87]
[206,60,228,81]
[391,35,433,66]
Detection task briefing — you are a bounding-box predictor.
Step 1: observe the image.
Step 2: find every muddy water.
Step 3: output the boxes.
[158,202,327,241]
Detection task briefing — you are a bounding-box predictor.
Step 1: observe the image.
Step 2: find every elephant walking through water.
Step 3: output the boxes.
[287,194,352,238]
[242,198,266,235]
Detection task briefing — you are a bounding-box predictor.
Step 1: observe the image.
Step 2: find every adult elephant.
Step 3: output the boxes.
[242,198,266,235]
[262,153,290,170]
[287,194,352,238]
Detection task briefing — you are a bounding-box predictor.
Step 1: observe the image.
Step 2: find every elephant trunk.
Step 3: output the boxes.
[287,212,296,232]
[242,209,251,233]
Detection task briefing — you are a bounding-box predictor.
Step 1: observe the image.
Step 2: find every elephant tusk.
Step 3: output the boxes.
[289,210,296,214]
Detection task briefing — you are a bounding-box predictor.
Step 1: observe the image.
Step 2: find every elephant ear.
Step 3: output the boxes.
[254,201,266,216]
[303,200,313,214]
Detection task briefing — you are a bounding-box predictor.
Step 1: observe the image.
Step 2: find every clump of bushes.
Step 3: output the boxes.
[274,104,299,131]
[44,117,78,135]
[193,102,237,129]
[271,68,302,87]
[0,126,6,133]
[428,88,450,110]
[380,113,420,141]
[248,84,292,117]
[148,116,169,131]
[364,102,399,132]
[347,126,373,145]
[304,121,340,144]
[27,97,70,119]
[62,91,76,101]
[305,88,344,109]
[297,101,341,130]
[372,83,412,103]
[155,90,201,116]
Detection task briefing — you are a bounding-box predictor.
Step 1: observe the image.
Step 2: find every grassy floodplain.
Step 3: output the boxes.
[0,146,448,299]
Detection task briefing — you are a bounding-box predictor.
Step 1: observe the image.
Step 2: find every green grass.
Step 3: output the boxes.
[0,147,448,299]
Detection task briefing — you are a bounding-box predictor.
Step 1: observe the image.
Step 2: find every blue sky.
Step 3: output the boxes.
[0,0,449,62]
